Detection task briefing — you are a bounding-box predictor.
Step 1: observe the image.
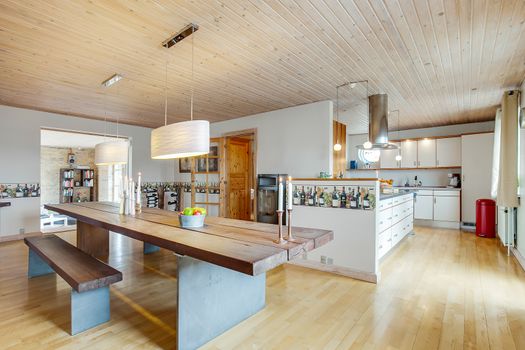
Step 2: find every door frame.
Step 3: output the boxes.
[219,128,257,220]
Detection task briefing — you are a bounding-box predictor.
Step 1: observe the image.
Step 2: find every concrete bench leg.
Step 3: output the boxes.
[176,255,266,350]
[28,249,54,278]
[71,287,110,335]
[143,242,160,254]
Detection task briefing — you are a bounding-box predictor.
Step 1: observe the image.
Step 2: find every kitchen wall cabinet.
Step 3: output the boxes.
[436,137,461,167]
[417,139,436,167]
[414,190,433,219]
[400,141,417,168]
[433,192,460,222]
[461,133,493,225]
[380,142,400,169]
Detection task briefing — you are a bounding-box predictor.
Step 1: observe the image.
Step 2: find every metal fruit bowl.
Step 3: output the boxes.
[179,214,205,228]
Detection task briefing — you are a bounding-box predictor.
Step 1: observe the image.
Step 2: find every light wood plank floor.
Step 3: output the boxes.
[1,226,525,349]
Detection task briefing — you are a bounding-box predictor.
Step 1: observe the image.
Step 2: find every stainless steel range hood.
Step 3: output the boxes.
[357,94,398,150]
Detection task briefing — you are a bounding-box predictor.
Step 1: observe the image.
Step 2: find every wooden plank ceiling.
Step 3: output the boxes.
[1,0,524,132]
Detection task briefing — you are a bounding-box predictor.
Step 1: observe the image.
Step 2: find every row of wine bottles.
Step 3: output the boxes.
[292,185,375,210]
[0,184,40,198]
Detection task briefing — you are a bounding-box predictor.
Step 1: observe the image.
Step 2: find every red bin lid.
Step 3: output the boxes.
[476,199,496,206]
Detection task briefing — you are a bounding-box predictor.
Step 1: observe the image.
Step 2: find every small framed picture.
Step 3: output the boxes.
[208,158,218,172]
[179,158,192,173]
[209,146,218,157]
[197,158,207,172]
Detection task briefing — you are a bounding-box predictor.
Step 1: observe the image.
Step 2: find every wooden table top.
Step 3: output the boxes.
[44,202,333,276]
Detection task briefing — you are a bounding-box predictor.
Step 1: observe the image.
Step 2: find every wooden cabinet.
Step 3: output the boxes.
[434,193,460,222]
[380,142,400,169]
[436,137,461,167]
[461,133,494,224]
[417,139,436,167]
[414,191,433,220]
[400,140,418,168]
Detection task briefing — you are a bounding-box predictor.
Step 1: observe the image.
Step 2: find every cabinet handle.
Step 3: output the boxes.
[434,197,436,204]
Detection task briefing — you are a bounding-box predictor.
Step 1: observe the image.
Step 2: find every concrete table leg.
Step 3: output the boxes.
[176,255,266,350]
[143,242,160,254]
[71,287,110,335]
[28,249,54,278]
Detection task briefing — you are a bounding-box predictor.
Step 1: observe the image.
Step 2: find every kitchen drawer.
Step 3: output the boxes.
[378,229,392,259]
[378,210,392,233]
[433,190,460,197]
[414,190,433,196]
[379,198,393,211]
[392,204,404,224]
[391,220,404,246]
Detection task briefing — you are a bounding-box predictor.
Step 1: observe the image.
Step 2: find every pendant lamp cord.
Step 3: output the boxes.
[190,24,195,121]
[164,44,169,127]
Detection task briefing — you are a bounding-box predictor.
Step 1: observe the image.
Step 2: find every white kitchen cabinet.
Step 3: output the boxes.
[436,137,461,167]
[461,133,494,224]
[380,142,400,169]
[400,140,418,168]
[433,193,460,222]
[417,139,436,167]
[414,192,433,220]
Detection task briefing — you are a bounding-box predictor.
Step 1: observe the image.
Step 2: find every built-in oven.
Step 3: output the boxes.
[257,174,287,225]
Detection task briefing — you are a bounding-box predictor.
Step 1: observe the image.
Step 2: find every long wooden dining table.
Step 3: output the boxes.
[45,202,332,350]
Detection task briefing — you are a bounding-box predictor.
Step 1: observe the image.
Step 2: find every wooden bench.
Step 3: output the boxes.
[24,235,122,335]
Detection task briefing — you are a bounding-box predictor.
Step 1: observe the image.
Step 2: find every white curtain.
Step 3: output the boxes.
[496,90,520,208]
[491,108,502,198]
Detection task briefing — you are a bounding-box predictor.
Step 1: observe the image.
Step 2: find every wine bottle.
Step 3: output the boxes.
[340,187,347,208]
[318,187,325,207]
[300,186,306,205]
[309,187,316,206]
[331,186,340,208]
[293,186,300,205]
[350,189,357,209]
[363,191,370,209]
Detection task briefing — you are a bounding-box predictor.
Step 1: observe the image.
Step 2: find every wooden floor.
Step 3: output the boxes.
[1,226,525,349]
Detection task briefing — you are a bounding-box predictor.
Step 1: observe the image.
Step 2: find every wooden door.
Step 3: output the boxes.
[225,137,252,220]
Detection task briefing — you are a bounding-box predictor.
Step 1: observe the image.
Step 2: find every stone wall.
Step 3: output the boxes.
[40,147,96,205]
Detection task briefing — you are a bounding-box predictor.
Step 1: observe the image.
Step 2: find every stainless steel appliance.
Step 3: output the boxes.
[448,173,461,188]
[257,174,287,225]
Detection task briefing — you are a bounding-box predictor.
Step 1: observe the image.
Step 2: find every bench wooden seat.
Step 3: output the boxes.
[24,235,122,335]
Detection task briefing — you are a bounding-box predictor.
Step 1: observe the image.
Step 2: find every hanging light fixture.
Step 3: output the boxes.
[333,84,343,152]
[95,74,129,166]
[151,23,209,159]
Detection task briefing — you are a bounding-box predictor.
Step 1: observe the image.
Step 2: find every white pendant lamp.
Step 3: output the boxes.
[151,23,209,160]
[95,74,128,166]
[95,140,128,165]
[333,84,343,152]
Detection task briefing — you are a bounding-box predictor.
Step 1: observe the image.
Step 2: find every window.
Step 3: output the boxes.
[98,164,125,202]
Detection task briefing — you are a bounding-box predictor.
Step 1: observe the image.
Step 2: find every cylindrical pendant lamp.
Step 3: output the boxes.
[95,140,129,165]
[151,120,209,159]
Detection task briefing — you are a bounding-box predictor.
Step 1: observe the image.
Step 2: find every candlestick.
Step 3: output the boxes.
[287,208,296,242]
[287,176,293,210]
[274,210,287,244]
[278,177,283,211]
[136,172,142,213]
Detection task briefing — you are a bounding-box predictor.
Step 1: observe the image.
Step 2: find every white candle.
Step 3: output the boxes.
[287,176,293,210]
[278,177,283,211]
[136,172,142,204]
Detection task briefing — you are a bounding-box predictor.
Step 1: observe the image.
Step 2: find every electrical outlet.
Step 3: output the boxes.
[19,228,25,234]
[320,256,327,264]
[327,257,334,265]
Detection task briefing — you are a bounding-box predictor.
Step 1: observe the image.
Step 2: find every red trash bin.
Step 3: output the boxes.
[476,199,496,238]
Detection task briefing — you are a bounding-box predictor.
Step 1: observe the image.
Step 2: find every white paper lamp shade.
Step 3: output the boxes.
[95,140,129,165]
[151,120,210,159]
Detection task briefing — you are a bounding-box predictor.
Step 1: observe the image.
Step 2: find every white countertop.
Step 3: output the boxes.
[393,186,461,191]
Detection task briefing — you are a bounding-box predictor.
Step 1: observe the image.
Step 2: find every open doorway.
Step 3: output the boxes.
[221,130,256,221]
[40,128,129,232]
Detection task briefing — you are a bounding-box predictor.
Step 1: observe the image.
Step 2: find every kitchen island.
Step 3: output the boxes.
[44,202,332,350]
[289,179,414,283]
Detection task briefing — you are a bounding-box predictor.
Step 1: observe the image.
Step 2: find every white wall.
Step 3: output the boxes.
[0,105,175,237]
[346,121,494,186]
[209,101,333,178]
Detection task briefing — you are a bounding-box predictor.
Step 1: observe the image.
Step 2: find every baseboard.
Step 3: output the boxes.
[511,247,525,272]
[414,219,460,229]
[0,231,42,243]
[288,259,378,283]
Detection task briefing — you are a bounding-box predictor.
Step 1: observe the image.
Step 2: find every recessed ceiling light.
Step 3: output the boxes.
[101,74,122,87]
